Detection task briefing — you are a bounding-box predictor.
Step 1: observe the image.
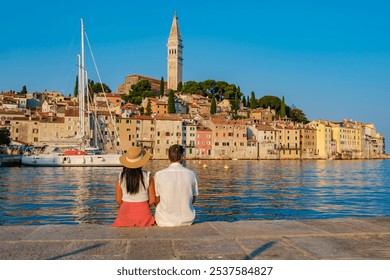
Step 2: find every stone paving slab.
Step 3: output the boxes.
[236,237,311,260]
[0,241,74,260]
[210,220,325,236]
[0,226,39,241]
[284,235,373,259]
[147,222,221,239]
[127,239,175,260]
[173,237,244,256]
[24,224,147,241]
[299,218,390,234]
[0,218,389,260]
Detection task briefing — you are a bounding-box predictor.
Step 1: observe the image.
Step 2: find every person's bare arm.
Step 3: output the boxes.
[148,176,156,206]
[115,178,122,206]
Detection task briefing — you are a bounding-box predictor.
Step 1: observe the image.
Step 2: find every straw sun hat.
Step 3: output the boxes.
[119,147,150,169]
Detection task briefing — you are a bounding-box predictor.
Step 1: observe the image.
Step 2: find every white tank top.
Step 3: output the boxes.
[120,170,150,202]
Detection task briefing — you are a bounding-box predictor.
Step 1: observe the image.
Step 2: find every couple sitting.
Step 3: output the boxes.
[112,144,199,227]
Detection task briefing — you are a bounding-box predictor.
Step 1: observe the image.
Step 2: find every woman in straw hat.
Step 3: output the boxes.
[112,147,156,227]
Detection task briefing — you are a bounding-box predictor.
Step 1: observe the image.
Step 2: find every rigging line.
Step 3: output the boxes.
[84,30,120,152]
[86,80,108,150]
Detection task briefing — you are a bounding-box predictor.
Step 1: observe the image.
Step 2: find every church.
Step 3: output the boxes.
[117,12,183,94]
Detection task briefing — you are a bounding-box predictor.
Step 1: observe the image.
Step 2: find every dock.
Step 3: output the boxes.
[0,217,389,260]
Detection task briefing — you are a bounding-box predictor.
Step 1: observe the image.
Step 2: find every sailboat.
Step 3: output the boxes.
[22,19,122,167]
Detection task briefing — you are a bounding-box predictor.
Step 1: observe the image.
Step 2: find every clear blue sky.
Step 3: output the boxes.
[1,0,389,149]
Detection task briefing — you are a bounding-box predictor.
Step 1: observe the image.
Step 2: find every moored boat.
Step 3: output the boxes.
[21,19,121,167]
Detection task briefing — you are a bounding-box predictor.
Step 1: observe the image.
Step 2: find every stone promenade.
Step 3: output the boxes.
[0,217,389,260]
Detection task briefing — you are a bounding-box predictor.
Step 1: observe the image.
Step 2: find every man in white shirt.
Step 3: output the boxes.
[154,144,199,227]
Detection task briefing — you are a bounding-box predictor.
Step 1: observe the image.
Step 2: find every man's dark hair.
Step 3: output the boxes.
[168,144,184,162]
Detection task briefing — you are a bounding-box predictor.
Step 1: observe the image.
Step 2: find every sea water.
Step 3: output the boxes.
[0,160,389,225]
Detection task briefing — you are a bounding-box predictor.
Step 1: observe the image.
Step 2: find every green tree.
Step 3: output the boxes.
[199,79,217,98]
[231,91,240,117]
[258,95,282,112]
[250,91,257,109]
[74,75,78,97]
[0,128,11,146]
[168,90,176,113]
[21,85,27,94]
[241,95,246,107]
[210,96,217,114]
[182,81,201,95]
[159,77,165,97]
[177,82,183,92]
[223,83,239,100]
[90,82,111,93]
[122,80,155,105]
[146,99,152,116]
[280,96,286,118]
[290,108,309,123]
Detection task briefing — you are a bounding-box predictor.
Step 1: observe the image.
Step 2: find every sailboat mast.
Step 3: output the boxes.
[80,18,86,148]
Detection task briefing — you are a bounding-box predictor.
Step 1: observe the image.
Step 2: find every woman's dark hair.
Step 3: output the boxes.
[120,167,145,194]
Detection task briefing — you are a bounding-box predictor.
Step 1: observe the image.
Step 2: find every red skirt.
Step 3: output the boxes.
[112,201,155,227]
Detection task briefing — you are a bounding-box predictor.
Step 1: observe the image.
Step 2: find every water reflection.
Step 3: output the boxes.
[0,160,389,225]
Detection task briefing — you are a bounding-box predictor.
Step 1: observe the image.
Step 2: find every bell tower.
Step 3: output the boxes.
[167,11,183,91]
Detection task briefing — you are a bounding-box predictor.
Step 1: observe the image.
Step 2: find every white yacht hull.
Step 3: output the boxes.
[21,153,121,167]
